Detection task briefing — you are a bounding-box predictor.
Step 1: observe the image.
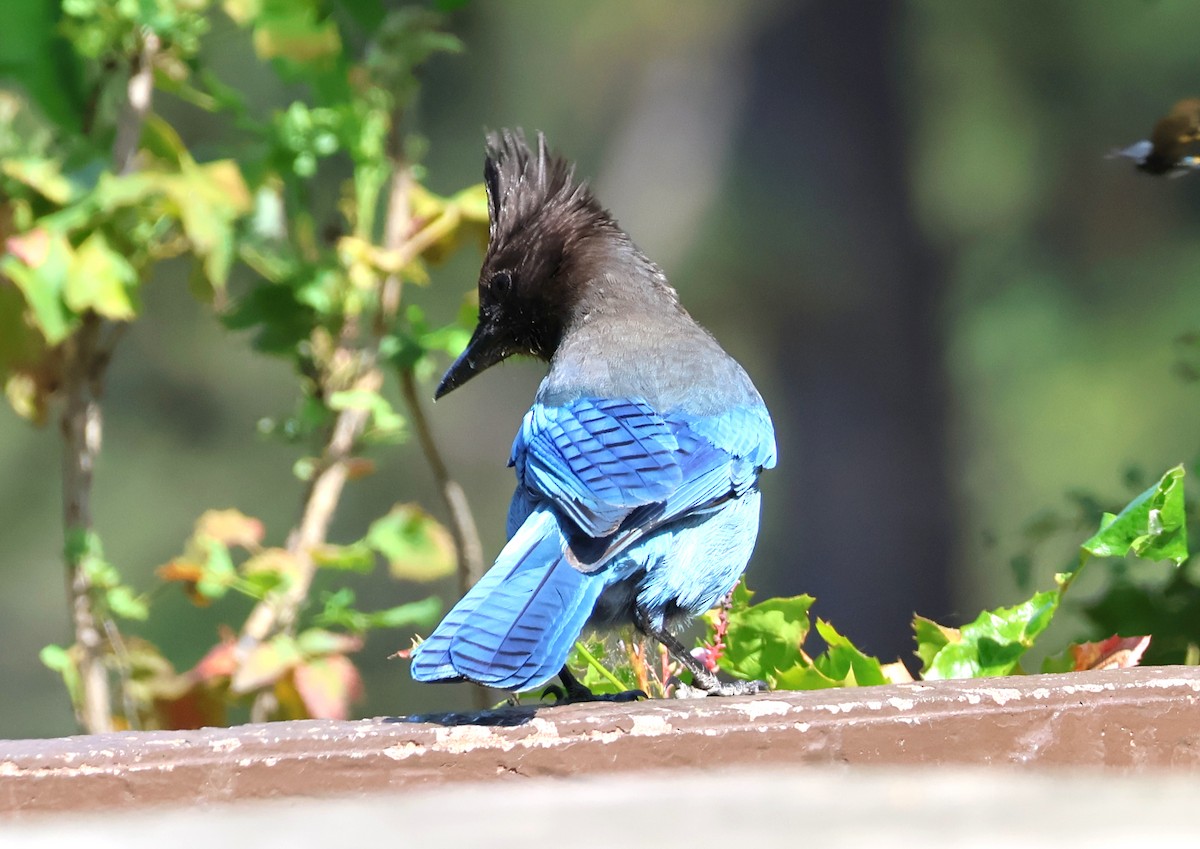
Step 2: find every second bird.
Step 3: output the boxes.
[410,130,777,699]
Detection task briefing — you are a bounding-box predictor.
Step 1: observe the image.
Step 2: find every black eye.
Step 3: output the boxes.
[489,270,513,297]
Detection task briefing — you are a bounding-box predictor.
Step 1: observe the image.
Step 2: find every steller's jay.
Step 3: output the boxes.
[409,130,776,700]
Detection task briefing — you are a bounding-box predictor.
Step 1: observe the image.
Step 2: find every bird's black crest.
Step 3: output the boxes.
[483,129,610,253]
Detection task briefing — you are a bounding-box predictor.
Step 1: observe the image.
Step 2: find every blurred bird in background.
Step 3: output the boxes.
[409,130,777,700]
[1111,98,1200,176]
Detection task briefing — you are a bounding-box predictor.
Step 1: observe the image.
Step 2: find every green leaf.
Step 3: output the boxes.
[716,583,814,682]
[1079,464,1188,568]
[39,644,82,706]
[912,614,958,676]
[337,0,386,30]
[922,590,1060,680]
[195,538,237,600]
[0,3,86,132]
[296,628,363,658]
[772,663,843,690]
[163,160,252,288]
[250,0,343,63]
[222,281,317,354]
[811,619,888,686]
[366,504,456,582]
[240,569,286,596]
[328,388,405,436]
[1,157,82,204]
[314,588,441,633]
[2,228,76,344]
[364,597,441,629]
[64,231,138,320]
[312,541,375,572]
[106,585,149,621]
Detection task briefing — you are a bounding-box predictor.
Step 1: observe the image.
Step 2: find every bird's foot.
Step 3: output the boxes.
[541,683,646,705]
[542,665,646,705]
[671,677,769,699]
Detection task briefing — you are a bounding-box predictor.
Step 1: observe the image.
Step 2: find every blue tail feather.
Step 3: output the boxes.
[411,508,609,691]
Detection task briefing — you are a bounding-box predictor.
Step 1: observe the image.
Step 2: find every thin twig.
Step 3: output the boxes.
[112,31,160,175]
[239,369,383,647]
[398,367,484,597]
[60,314,111,733]
[239,155,415,656]
[385,155,490,709]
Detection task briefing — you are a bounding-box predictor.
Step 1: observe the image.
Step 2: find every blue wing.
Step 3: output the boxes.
[411,396,776,690]
[510,397,683,538]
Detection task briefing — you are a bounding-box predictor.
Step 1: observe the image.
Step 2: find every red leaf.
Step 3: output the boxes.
[154,685,228,730]
[293,654,363,720]
[189,637,238,682]
[1071,635,1151,671]
[157,559,205,582]
[5,229,49,267]
[195,508,265,549]
[344,457,376,480]
[230,634,301,694]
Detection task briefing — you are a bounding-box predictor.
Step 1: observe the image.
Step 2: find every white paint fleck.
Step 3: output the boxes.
[382,742,422,760]
[628,714,674,736]
[976,687,1022,706]
[527,717,559,739]
[730,700,790,720]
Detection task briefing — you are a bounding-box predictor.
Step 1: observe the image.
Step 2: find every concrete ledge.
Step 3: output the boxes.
[8,768,1200,847]
[3,666,1200,813]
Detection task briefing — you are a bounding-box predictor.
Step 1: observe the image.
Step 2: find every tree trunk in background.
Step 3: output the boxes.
[739,2,953,660]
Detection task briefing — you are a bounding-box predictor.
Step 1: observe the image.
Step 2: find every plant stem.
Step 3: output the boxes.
[574,641,627,691]
[380,155,489,709]
[60,314,111,733]
[398,368,484,597]
[239,157,416,657]
[59,30,160,734]
[240,369,383,647]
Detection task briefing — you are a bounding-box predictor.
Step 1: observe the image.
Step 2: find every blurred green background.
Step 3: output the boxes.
[4,0,1200,737]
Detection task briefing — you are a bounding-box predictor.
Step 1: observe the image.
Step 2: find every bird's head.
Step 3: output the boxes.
[435,129,619,399]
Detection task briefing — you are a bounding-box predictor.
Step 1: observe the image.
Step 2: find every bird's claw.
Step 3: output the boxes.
[672,677,769,699]
[541,684,647,705]
[541,684,567,702]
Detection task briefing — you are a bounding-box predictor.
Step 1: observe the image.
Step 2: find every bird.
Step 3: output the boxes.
[1110,98,1200,177]
[409,129,777,700]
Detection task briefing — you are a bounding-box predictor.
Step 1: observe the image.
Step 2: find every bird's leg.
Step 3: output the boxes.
[635,608,768,698]
[541,665,646,705]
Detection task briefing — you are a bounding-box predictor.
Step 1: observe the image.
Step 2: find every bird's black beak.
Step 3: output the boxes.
[435,319,509,399]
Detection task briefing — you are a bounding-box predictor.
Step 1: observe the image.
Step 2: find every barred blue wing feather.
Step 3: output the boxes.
[514,398,681,538]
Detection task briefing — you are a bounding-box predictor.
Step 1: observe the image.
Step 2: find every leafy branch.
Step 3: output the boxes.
[569,465,1189,697]
[4,1,489,730]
